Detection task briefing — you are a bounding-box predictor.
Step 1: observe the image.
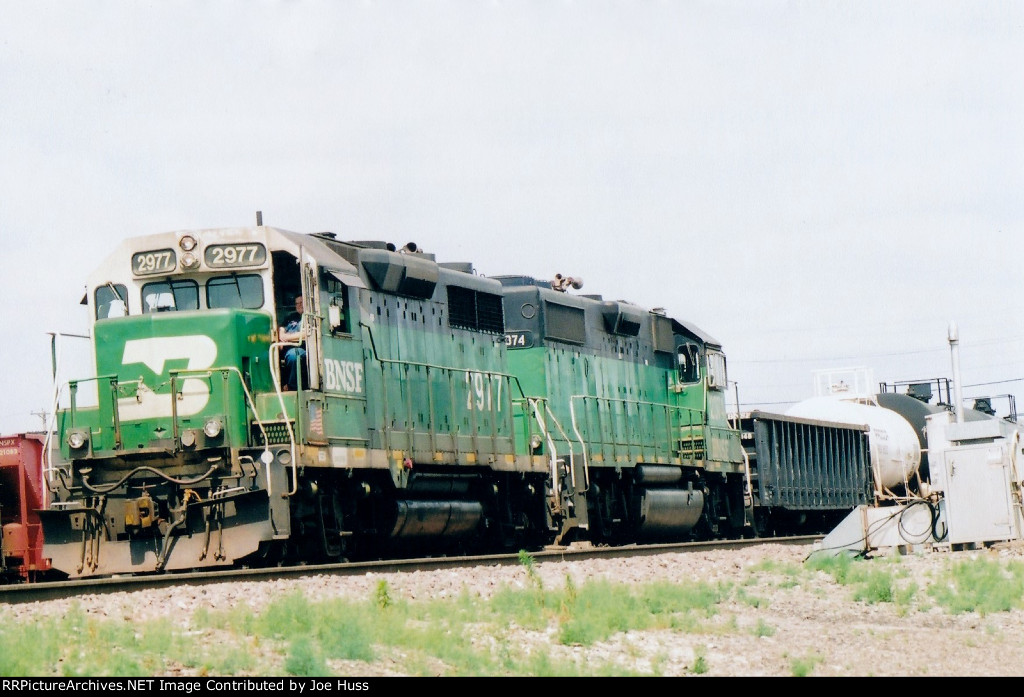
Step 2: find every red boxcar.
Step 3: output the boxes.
[1,432,52,582]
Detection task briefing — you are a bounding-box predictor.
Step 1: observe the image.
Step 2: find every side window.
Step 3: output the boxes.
[322,274,350,334]
[677,344,700,384]
[95,284,128,319]
[141,280,199,313]
[272,250,302,321]
[207,274,265,309]
[706,350,727,390]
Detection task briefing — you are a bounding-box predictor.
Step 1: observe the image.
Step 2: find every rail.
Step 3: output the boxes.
[44,332,91,495]
[359,322,534,458]
[268,341,301,496]
[567,394,711,463]
[0,535,824,601]
[59,366,280,491]
[523,397,578,506]
[359,323,577,507]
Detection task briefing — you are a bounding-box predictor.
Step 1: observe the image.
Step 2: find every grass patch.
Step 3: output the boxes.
[5,552,1024,676]
[691,645,709,674]
[735,586,768,608]
[0,574,730,677]
[806,552,920,610]
[790,652,824,677]
[927,557,1024,615]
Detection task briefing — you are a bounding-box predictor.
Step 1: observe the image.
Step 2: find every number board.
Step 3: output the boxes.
[132,249,177,276]
[504,330,533,349]
[204,243,268,268]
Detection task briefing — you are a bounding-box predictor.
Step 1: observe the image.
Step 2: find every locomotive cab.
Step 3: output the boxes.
[41,226,369,577]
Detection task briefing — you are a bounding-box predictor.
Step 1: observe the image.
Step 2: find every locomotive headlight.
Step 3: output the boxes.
[180,430,196,447]
[179,234,198,251]
[529,433,542,451]
[67,430,88,450]
[180,252,200,269]
[203,419,223,438]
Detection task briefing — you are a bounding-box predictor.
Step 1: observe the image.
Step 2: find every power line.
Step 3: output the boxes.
[737,378,1024,408]
[734,347,947,364]
[964,378,1024,388]
[732,336,1024,366]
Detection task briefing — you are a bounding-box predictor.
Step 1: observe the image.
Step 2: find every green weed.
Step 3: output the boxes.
[928,557,1024,615]
[691,645,709,674]
[790,652,824,677]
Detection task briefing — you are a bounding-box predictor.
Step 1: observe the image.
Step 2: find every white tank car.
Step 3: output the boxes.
[785,393,922,493]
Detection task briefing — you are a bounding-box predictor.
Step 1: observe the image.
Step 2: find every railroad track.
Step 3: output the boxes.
[0,535,821,605]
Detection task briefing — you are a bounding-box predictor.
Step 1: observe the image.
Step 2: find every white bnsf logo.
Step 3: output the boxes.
[323,358,364,394]
[117,335,218,420]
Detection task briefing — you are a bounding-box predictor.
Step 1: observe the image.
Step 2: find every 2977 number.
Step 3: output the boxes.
[205,243,267,268]
[132,249,176,275]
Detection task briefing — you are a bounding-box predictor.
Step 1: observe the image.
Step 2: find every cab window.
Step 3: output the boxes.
[207,274,264,309]
[141,280,199,313]
[677,344,700,384]
[322,273,350,334]
[706,350,727,390]
[95,283,128,319]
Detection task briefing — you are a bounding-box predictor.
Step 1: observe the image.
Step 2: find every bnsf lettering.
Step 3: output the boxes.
[324,359,364,394]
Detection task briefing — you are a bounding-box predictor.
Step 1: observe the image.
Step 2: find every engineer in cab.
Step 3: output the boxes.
[278,294,307,391]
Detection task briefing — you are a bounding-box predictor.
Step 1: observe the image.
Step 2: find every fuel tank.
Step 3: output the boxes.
[785,394,921,491]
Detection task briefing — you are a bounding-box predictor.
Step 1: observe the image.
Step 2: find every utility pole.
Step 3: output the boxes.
[30,409,48,430]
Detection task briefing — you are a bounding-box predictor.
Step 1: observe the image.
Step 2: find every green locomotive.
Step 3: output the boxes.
[40,225,757,578]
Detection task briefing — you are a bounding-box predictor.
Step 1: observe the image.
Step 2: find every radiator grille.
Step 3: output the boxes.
[251,421,295,446]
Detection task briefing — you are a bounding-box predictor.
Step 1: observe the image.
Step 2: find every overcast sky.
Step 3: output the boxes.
[2,1,1022,434]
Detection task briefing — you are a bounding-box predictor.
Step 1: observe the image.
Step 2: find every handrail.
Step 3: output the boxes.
[567,398,591,493]
[741,446,754,507]
[360,322,530,399]
[543,401,580,493]
[359,322,525,459]
[166,365,273,451]
[44,331,90,494]
[269,341,301,497]
[526,398,563,508]
[1007,429,1023,540]
[57,364,280,493]
[568,394,707,460]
